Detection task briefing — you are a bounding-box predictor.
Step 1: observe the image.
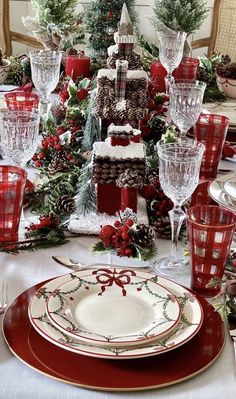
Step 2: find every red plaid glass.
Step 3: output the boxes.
[187,205,236,297]
[0,165,27,243]
[173,57,199,80]
[5,91,39,111]
[194,113,229,179]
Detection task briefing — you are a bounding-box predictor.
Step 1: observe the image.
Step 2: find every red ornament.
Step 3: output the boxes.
[107,10,113,18]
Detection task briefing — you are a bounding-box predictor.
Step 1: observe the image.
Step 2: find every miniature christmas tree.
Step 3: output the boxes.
[152,0,209,55]
[23,0,84,50]
[83,0,137,62]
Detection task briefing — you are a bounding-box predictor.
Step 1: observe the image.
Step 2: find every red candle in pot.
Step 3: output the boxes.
[150,60,167,93]
[65,54,90,80]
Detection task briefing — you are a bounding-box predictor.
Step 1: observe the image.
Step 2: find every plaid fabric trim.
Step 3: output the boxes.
[115,60,128,102]
[118,44,134,56]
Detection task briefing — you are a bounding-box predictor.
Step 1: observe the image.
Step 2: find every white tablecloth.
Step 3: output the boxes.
[1,160,236,398]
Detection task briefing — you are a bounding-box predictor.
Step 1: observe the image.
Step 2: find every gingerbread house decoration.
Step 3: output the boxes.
[92,124,145,215]
[95,67,148,125]
[107,3,143,70]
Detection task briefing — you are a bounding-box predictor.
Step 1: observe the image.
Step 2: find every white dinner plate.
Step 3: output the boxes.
[208,173,236,212]
[223,177,236,201]
[28,268,203,360]
[203,102,236,129]
[46,269,181,347]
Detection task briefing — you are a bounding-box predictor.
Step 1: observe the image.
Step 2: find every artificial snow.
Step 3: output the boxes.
[93,141,145,159]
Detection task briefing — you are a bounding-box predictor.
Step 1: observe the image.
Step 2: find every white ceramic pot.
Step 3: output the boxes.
[0,59,11,84]
[216,74,236,99]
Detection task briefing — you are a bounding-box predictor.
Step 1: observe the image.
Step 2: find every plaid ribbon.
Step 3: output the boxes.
[115,60,128,103]
[118,44,134,56]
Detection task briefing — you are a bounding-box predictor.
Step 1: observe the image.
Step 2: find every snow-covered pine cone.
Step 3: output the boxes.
[130,224,155,248]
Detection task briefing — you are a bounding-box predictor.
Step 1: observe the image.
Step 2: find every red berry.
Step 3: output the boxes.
[32,154,38,161]
[121,225,129,233]
[57,127,65,135]
[125,248,132,257]
[147,99,156,111]
[121,231,130,240]
[126,219,134,227]
[55,143,63,151]
[38,152,45,159]
[34,160,42,167]
[99,225,116,240]
[114,220,121,228]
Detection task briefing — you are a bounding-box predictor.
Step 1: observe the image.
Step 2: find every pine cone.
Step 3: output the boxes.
[221,54,231,65]
[146,168,159,187]
[131,224,155,248]
[116,170,144,188]
[197,67,209,84]
[51,103,66,124]
[10,70,24,86]
[153,216,172,240]
[56,195,76,215]
[47,158,68,175]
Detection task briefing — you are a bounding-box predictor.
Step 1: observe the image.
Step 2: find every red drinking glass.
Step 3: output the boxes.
[187,205,236,297]
[190,180,217,207]
[4,91,39,111]
[194,114,230,179]
[0,165,27,243]
[173,57,199,80]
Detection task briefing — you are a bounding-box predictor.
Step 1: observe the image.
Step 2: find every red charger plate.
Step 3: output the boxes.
[2,280,225,392]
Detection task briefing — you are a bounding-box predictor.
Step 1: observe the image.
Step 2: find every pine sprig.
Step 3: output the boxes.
[152,0,209,35]
[76,162,97,216]
[0,234,69,254]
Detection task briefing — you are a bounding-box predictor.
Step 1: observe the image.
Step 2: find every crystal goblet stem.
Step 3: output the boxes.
[169,206,186,263]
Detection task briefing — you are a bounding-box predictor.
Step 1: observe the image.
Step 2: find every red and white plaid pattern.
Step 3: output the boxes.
[115,60,128,103]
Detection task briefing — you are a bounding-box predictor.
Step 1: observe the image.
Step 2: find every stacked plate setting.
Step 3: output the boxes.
[28,267,203,360]
[209,173,236,212]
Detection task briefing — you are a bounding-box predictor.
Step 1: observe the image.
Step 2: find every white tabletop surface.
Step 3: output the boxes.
[1,159,236,398]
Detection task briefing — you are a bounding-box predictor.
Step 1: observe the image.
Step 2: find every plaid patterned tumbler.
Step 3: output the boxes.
[0,166,27,243]
[194,114,229,179]
[187,205,236,297]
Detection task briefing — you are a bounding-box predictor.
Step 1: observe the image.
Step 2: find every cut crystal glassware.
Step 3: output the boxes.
[169,80,206,139]
[29,50,62,116]
[0,110,40,168]
[153,139,205,278]
[158,30,187,93]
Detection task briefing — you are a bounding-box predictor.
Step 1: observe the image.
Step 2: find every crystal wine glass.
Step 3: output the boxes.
[29,50,62,117]
[169,80,206,140]
[152,139,205,278]
[0,110,40,168]
[158,30,187,93]
[0,110,40,224]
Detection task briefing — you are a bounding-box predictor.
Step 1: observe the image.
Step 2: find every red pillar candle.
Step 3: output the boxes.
[121,187,138,212]
[65,54,90,80]
[150,60,167,93]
